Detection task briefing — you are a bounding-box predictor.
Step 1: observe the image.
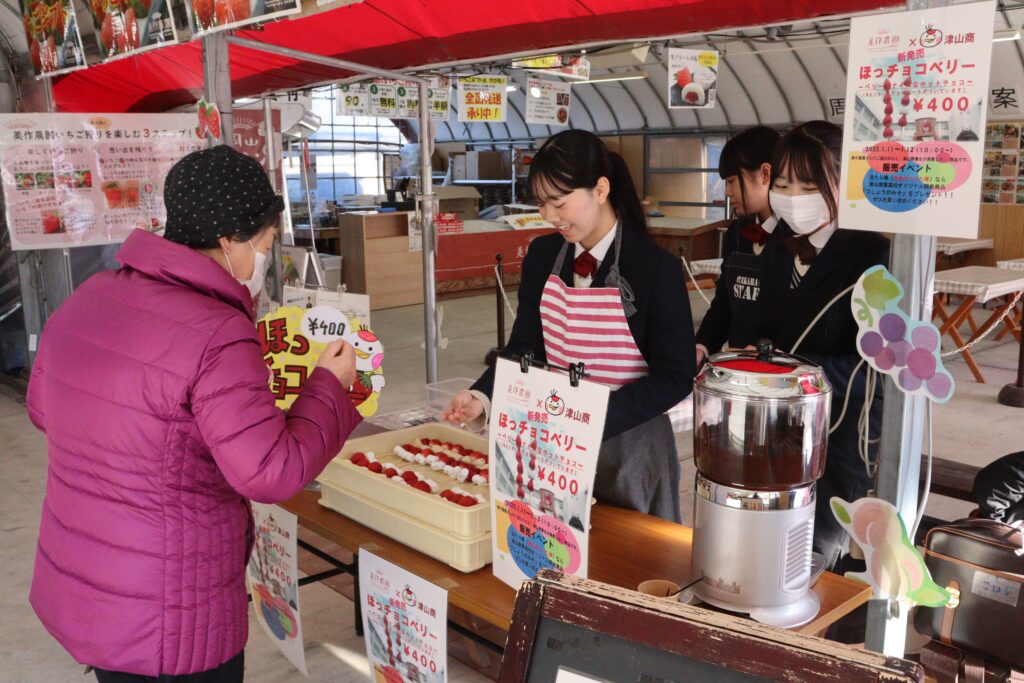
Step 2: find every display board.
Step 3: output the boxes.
[20,0,87,76]
[498,571,926,683]
[982,120,1023,204]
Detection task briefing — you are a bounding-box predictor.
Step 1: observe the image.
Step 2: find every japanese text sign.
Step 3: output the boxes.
[257,306,385,416]
[525,78,572,126]
[667,48,718,109]
[0,113,203,251]
[489,358,608,589]
[457,75,508,123]
[359,549,448,683]
[337,84,370,117]
[248,504,307,675]
[838,3,996,238]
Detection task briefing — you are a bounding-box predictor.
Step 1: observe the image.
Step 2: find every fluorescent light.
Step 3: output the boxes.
[994,30,1020,43]
[576,70,648,85]
[529,85,542,98]
[506,84,518,92]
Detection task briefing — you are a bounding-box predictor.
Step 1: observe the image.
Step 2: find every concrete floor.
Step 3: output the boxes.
[2,290,1021,681]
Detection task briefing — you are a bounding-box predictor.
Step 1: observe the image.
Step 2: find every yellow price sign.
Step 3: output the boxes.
[698,51,718,68]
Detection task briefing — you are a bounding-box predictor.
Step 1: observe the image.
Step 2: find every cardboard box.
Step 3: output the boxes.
[435,186,481,220]
[449,151,509,180]
[451,154,467,181]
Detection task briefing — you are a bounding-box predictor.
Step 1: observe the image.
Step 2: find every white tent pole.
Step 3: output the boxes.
[863,0,942,658]
[419,82,437,384]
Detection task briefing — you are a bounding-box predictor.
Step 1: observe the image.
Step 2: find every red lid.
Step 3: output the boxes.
[715,359,796,375]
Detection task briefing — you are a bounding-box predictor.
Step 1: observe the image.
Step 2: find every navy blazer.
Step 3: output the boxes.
[472,221,696,439]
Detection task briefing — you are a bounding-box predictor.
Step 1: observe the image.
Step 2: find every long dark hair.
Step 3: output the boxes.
[528,130,646,232]
[719,126,780,219]
[770,121,843,223]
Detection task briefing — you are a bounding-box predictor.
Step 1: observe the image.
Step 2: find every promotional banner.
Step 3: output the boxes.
[258,305,385,415]
[489,358,608,589]
[0,113,203,251]
[337,84,370,117]
[359,549,448,683]
[981,120,1023,204]
[185,0,300,37]
[86,0,180,61]
[247,504,307,675]
[457,75,508,123]
[838,3,996,238]
[20,0,87,76]
[525,78,572,126]
[667,48,719,109]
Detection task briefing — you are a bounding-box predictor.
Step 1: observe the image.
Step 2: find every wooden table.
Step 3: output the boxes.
[935,238,995,270]
[647,217,726,262]
[282,489,872,641]
[932,266,1024,383]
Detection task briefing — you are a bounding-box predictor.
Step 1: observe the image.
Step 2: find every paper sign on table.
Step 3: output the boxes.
[837,3,997,238]
[0,113,204,251]
[359,549,448,683]
[499,213,554,230]
[248,503,307,676]
[258,306,385,415]
[457,75,508,123]
[667,48,719,109]
[489,358,608,589]
[525,78,572,126]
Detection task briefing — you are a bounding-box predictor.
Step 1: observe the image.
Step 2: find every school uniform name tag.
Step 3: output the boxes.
[971,570,1020,607]
[732,275,761,302]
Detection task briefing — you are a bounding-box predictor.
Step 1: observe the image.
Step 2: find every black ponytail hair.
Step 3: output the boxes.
[528,129,647,233]
[770,120,844,224]
[719,126,781,219]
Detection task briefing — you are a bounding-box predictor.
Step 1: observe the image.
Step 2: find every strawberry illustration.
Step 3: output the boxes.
[206,106,221,139]
[675,67,692,88]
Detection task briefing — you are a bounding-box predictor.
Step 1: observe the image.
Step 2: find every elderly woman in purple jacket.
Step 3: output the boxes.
[26,146,361,682]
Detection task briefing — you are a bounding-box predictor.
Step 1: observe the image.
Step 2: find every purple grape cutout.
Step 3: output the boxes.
[875,346,896,371]
[890,340,912,367]
[927,372,953,400]
[860,331,884,358]
[907,347,937,381]
[899,368,922,392]
[910,325,939,352]
[879,313,907,342]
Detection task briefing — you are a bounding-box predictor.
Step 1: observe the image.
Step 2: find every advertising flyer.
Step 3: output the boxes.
[247,504,307,676]
[86,0,180,61]
[20,0,87,76]
[837,3,996,237]
[457,75,508,123]
[369,81,399,118]
[489,358,608,590]
[257,305,385,415]
[0,113,203,251]
[525,78,572,126]
[981,120,1023,204]
[337,84,370,117]
[184,0,300,37]
[359,549,448,683]
[667,48,719,109]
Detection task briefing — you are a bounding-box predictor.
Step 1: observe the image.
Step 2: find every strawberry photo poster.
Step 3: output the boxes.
[247,504,307,676]
[20,0,87,76]
[667,48,719,109]
[488,358,608,589]
[0,113,204,251]
[359,549,448,683]
[85,0,181,62]
[185,0,300,37]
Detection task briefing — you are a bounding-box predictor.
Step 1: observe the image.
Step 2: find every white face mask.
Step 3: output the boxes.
[769,190,832,236]
[223,240,270,298]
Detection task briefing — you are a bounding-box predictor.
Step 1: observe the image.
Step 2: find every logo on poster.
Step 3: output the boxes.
[544,390,565,416]
[920,24,943,48]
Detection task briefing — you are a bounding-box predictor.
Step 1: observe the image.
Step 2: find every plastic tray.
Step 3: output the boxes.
[319,478,492,573]
[318,423,491,539]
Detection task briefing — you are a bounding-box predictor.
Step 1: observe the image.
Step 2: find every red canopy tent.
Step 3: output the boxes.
[53,0,901,113]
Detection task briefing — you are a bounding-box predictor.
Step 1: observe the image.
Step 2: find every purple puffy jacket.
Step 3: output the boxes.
[26,229,361,676]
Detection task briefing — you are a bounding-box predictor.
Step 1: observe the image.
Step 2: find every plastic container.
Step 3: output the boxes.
[425,378,475,413]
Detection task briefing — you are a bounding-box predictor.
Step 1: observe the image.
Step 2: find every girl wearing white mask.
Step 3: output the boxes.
[757,121,890,573]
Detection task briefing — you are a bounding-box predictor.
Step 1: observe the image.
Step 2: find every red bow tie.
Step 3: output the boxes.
[739,221,769,246]
[573,251,598,278]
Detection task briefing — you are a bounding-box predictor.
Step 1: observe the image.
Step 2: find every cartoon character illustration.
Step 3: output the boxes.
[920,24,943,48]
[831,496,950,607]
[544,390,565,416]
[350,327,386,402]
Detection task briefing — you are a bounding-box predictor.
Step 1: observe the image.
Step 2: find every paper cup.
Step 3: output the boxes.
[637,579,680,598]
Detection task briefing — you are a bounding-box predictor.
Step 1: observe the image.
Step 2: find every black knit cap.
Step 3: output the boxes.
[163,145,284,246]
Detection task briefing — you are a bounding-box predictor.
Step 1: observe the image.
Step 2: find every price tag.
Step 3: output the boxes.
[301,305,349,343]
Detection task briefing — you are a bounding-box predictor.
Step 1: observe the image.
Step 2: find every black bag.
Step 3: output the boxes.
[915,519,1024,669]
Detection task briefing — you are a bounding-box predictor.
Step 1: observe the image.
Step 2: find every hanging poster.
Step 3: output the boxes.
[457,75,508,123]
[337,83,369,117]
[838,3,996,237]
[429,77,452,121]
[982,120,1023,204]
[20,0,87,76]
[525,78,572,126]
[257,305,385,415]
[512,55,590,81]
[667,48,718,109]
[247,504,307,676]
[489,358,608,590]
[988,82,1023,118]
[396,80,421,119]
[392,77,451,121]
[0,113,204,251]
[185,0,300,36]
[85,0,180,61]
[232,107,283,189]
[359,549,448,683]
[369,80,399,118]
